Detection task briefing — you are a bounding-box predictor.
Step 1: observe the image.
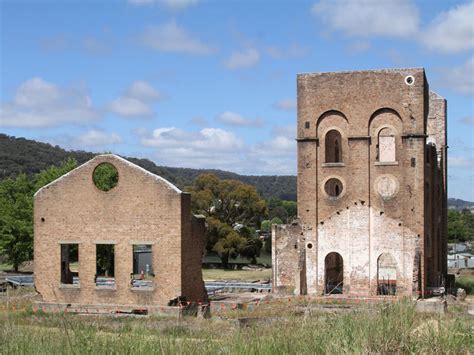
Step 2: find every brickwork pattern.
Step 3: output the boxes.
[274,68,447,298]
[34,154,207,307]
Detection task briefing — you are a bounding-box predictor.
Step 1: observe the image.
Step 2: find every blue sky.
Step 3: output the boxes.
[0,0,473,199]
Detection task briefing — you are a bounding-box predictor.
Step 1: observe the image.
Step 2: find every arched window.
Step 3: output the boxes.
[377,253,397,295]
[377,127,396,162]
[325,130,342,163]
[325,252,343,294]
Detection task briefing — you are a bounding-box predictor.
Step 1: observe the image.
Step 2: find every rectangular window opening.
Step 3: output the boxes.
[96,244,115,287]
[131,245,154,289]
[60,244,79,285]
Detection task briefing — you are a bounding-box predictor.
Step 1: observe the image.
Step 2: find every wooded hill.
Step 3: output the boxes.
[0,134,297,201]
[1,133,472,207]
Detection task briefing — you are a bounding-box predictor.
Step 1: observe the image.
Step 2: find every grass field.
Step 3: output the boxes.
[0,295,472,354]
[202,267,271,281]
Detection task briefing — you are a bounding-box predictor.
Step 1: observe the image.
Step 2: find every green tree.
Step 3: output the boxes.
[260,220,272,233]
[267,197,297,223]
[34,158,78,192]
[261,218,283,254]
[188,173,267,268]
[0,159,78,271]
[0,174,33,271]
[238,226,262,264]
[92,162,118,191]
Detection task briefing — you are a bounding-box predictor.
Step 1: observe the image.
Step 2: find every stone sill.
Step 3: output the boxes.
[130,287,155,292]
[95,286,117,291]
[375,161,399,166]
[59,284,80,290]
[322,162,345,168]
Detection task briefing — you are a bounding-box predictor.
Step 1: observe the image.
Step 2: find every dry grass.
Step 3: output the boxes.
[0,297,472,354]
[202,268,271,281]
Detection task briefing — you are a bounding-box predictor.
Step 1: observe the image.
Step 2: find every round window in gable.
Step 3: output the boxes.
[405,75,415,85]
[93,163,119,191]
[324,178,343,199]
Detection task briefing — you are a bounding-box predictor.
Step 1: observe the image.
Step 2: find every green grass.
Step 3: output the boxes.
[0,298,472,354]
[202,267,271,281]
[203,252,272,266]
[0,262,12,272]
[456,274,474,295]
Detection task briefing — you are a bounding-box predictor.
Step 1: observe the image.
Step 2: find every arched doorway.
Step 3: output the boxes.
[377,253,397,295]
[325,252,343,294]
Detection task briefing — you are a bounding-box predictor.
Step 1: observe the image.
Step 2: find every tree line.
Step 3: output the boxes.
[448,209,474,243]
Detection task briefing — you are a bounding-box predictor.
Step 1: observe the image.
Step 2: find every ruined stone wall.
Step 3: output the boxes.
[181,212,208,303]
[272,68,449,297]
[34,154,204,306]
[427,91,448,280]
[272,222,307,295]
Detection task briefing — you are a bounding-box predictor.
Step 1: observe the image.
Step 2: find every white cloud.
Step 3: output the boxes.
[224,48,260,69]
[82,37,110,55]
[265,44,308,59]
[0,77,99,128]
[216,111,263,127]
[272,125,296,139]
[137,125,297,175]
[76,130,123,146]
[108,97,154,117]
[437,56,474,95]
[449,156,474,169]
[420,2,474,54]
[311,0,419,38]
[129,0,198,10]
[461,116,474,125]
[190,116,208,126]
[139,21,211,55]
[108,80,161,118]
[273,98,296,111]
[137,127,246,170]
[126,80,161,101]
[347,40,371,54]
[140,127,242,151]
[247,134,296,175]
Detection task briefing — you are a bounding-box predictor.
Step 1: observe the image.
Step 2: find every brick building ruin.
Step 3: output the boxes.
[272,68,448,298]
[34,154,207,309]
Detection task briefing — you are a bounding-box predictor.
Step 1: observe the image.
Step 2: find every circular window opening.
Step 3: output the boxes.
[324,178,343,198]
[405,75,415,85]
[307,243,313,249]
[93,163,119,191]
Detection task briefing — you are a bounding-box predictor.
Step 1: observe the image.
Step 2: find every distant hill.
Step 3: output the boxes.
[0,134,297,201]
[447,198,474,211]
[2,133,472,207]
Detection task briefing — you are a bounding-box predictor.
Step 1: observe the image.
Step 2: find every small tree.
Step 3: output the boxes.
[0,159,78,271]
[0,174,33,271]
[188,173,267,268]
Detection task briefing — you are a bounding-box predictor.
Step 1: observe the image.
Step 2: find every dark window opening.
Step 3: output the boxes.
[60,244,79,285]
[131,245,154,289]
[377,253,397,296]
[305,121,310,129]
[325,252,343,294]
[324,178,343,198]
[96,244,115,287]
[325,130,343,163]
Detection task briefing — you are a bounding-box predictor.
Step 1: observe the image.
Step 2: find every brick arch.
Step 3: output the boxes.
[367,108,402,135]
[316,110,348,133]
